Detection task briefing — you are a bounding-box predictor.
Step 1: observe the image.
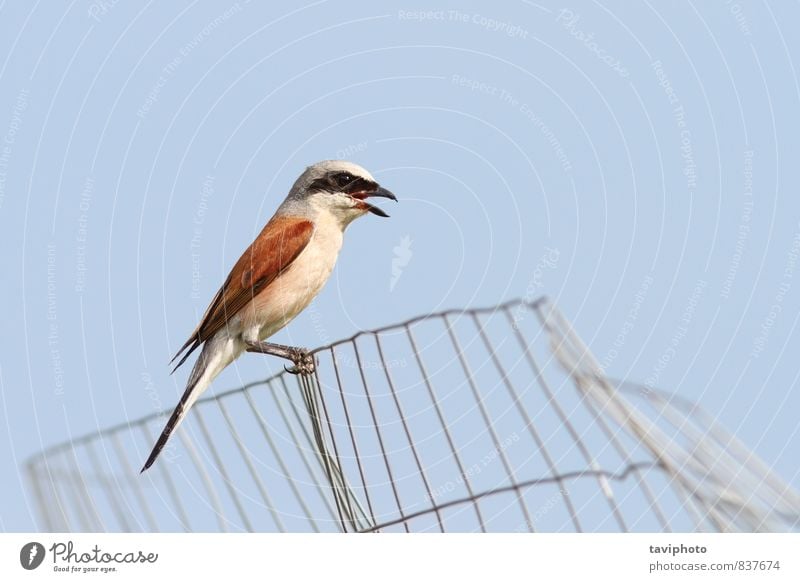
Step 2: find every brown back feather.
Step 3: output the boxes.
[170,215,314,371]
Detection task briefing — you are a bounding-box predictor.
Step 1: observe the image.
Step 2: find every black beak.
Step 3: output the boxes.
[369,186,397,202]
[352,185,398,217]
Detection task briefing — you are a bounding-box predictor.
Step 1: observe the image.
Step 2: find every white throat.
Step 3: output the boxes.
[307,193,363,230]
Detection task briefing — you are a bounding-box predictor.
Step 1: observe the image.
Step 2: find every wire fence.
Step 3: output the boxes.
[26,297,800,532]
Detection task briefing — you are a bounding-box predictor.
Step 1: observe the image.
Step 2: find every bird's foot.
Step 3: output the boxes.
[284,348,316,375]
[245,340,316,374]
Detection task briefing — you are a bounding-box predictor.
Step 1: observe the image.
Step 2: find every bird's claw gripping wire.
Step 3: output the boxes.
[284,348,316,375]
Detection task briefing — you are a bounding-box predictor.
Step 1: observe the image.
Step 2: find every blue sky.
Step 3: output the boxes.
[1,0,799,531]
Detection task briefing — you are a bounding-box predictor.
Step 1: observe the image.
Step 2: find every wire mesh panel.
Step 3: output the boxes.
[26,298,800,532]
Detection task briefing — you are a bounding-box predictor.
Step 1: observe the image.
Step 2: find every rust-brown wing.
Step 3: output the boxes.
[171,215,314,371]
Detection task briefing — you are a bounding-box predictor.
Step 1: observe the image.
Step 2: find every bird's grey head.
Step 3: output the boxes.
[280,160,397,226]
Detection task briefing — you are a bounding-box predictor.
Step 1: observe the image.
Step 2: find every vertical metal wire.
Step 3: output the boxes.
[193,407,253,532]
[110,432,159,532]
[330,347,377,526]
[375,335,445,532]
[352,340,409,532]
[536,303,628,531]
[26,461,56,532]
[274,375,340,524]
[533,300,715,532]
[84,439,132,532]
[49,460,76,531]
[313,363,375,532]
[406,324,486,532]
[66,448,104,531]
[296,372,348,532]
[443,314,535,532]
[40,464,73,531]
[507,305,648,531]
[634,388,769,531]
[471,312,584,532]
[176,430,230,532]
[242,388,320,532]
[217,397,286,532]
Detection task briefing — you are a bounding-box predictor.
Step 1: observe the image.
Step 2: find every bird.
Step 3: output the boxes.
[141,160,397,472]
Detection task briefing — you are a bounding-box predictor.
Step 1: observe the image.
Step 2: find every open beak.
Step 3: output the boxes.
[350,185,398,217]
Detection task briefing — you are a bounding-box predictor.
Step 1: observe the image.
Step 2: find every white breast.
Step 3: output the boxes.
[239,212,344,343]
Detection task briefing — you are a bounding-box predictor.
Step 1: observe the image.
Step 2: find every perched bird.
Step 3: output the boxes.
[141,160,396,472]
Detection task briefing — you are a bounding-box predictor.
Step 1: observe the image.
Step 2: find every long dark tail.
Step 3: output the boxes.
[141,337,235,472]
[140,390,191,473]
